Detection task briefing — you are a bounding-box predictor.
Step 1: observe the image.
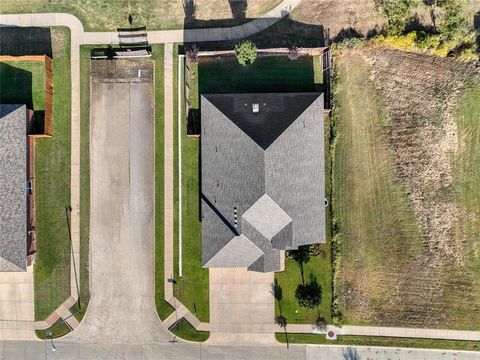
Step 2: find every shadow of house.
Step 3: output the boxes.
[183,15,326,49]
[0,62,33,109]
[0,27,52,57]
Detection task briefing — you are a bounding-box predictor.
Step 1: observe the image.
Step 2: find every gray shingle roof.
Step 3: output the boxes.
[0,105,27,272]
[201,93,325,273]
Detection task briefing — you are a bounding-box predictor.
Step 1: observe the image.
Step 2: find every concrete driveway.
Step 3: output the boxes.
[207,268,276,345]
[0,267,35,340]
[68,59,168,344]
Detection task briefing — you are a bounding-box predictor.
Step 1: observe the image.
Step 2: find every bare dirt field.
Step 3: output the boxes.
[333,46,480,329]
[291,0,480,41]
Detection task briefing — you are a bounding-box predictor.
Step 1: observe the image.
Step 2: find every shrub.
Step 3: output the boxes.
[186,44,199,63]
[438,0,470,42]
[235,40,257,66]
[295,273,322,310]
[288,46,300,61]
[374,0,419,35]
[373,32,418,51]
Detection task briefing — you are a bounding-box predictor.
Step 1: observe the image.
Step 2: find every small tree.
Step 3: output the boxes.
[438,1,470,42]
[295,273,322,311]
[186,44,199,63]
[374,0,419,35]
[235,40,257,66]
[288,46,299,61]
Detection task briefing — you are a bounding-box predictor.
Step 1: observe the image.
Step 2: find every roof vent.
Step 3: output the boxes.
[252,103,259,113]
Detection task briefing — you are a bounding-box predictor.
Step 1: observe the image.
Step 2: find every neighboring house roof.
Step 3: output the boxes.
[201,93,325,273]
[0,104,27,272]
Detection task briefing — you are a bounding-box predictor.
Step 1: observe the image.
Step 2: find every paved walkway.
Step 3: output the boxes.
[0,268,35,340]
[207,268,276,345]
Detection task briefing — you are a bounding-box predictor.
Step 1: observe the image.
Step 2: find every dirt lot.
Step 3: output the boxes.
[333,46,480,329]
[291,0,480,41]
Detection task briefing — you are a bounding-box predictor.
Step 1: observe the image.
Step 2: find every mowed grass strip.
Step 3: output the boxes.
[75,45,94,321]
[275,333,480,351]
[152,44,175,320]
[171,318,209,342]
[332,51,422,324]
[0,60,45,110]
[174,49,210,323]
[454,83,480,327]
[34,27,72,321]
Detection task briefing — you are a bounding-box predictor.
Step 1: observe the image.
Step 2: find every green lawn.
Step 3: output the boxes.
[33,27,72,321]
[36,320,71,339]
[453,82,480,326]
[275,333,480,351]
[171,318,209,342]
[152,44,176,321]
[199,55,324,94]
[0,0,279,32]
[174,48,210,322]
[0,60,45,110]
[75,45,93,322]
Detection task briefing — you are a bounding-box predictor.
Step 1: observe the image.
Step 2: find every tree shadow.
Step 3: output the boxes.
[0,62,33,109]
[228,0,247,20]
[0,26,52,57]
[343,347,360,360]
[290,245,310,286]
[271,278,283,315]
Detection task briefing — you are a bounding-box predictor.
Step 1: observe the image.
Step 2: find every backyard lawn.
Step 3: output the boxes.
[0,60,45,110]
[33,27,72,321]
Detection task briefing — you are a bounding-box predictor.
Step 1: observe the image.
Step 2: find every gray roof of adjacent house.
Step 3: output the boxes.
[201,93,325,273]
[0,104,27,272]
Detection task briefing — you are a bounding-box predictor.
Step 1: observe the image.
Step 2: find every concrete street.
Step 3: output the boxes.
[2,340,480,359]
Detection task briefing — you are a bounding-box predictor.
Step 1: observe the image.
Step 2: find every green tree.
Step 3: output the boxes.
[235,40,257,66]
[375,0,419,35]
[295,273,322,311]
[438,0,470,41]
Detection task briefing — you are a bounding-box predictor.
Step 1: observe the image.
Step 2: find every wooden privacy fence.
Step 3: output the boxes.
[0,55,53,136]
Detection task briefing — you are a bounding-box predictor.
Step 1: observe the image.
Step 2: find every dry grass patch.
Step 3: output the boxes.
[333,47,480,329]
